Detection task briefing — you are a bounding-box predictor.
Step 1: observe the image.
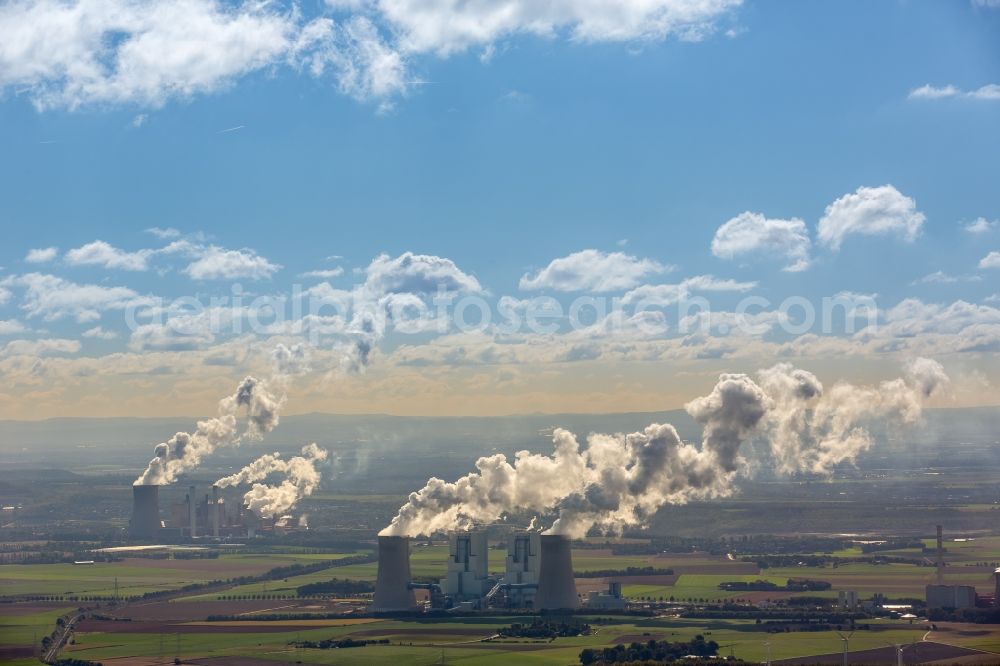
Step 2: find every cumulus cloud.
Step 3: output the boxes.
[82,326,118,340]
[0,0,337,110]
[0,0,741,111]
[980,251,1000,269]
[908,83,1000,101]
[911,271,981,286]
[621,274,756,305]
[520,250,669,292]
[145,227,182,239]
[25,247,58,263]
[964,217,997,234]
[1,273,149,322]
[299,267,345,279]
[364,252,482,294]
[65,240,153,271]
[183,246,281,280]
[817,185,925,250]
[0,320,28,335]
[711,211,811,271]
[362,0,743,56]
[1,338,81,357]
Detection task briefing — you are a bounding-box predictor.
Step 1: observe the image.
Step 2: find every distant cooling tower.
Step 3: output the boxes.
[534,534,580,610]
[372,536,418,612]
[129,485,160,540]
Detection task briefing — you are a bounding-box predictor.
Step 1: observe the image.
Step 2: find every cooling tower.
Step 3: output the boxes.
[129,485,160,540]
[534,534,580,610]
[372,536,418,612]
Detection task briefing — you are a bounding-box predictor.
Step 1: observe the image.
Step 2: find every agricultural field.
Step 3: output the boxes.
[58,613,1000,665]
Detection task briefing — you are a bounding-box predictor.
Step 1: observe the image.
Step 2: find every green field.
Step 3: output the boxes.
[61,615,950,665]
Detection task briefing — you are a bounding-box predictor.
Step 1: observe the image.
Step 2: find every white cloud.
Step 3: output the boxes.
[980,251,1000,269]
[65,240,153,271]
[0,320,28,335]
[817,185,925,250]
[519,249,669,292]
[25,247,58,263]
[1,338,81,358]
[908,84,960,100]
[1,273,148,322]
[911,271,981,286]
[299,267,345,279]
[908,83,1000,101]
[363,0,743,56]
[145,227,181,239]
[621,274,756,305]
[82,326,118,340]
[365,252,482,294]
[964,217,998,234]
[711,211,811,271]
[183,246,281,280]
[0,0,338,110]
[323,15,409,100]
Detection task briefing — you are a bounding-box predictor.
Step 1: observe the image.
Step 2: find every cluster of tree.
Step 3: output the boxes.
[861,539,923,553]
[717,578,830,592]
[53,659,104,666]
[926,607,1000,624]
[296,578,374,596]
[289,638,390,649]
[497,619,590,639]
[208,611,360,621]
[136,552,377,601]
[579,636,718,664]
[576,566,674,579]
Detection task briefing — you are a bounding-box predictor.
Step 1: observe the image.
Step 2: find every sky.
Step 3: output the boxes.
[0,0,998,419]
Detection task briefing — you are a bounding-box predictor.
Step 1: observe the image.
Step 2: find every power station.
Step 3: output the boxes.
[372,530,584,612]
[128,482,307,541]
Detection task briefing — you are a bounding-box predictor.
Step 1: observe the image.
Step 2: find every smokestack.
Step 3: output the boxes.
[372,536,417,612]
[189,485,197,538]
[994,568,1000,608]
[212,485,220,538]
[534,535,580,610]
[936,525,944,585]
[129,485,160,540]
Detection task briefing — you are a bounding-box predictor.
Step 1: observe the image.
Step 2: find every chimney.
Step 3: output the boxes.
[189,484,197,538]
[212,485,220,538]
[372,536,417,612]
[936,525,944,585]
[534,534,580,610]
[129,485,160,540]
[994,568,1000,608]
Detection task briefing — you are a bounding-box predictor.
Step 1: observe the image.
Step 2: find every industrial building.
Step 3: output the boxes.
[502,531,541,608]
[372,535,419,612]
[923,524,981,610]
[441,530,492,601]
[371,529,582,613]
[586,582,626,610]
[129,482,292,542]
[129,485,161,539]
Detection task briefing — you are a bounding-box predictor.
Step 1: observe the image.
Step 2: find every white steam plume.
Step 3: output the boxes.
[381,358,947,539]
[134,376,284,486]
[216,443,328,519]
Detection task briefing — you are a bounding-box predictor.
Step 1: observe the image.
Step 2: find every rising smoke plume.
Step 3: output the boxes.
[381,358,948,539]
[134,376,284,486]
[215,443,328,518]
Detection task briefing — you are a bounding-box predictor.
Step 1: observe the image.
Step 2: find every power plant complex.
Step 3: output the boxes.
[128,483,306,541]
[371,531,618,613]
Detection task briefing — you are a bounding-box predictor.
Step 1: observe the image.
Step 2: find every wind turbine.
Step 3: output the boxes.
[837,631,854,666]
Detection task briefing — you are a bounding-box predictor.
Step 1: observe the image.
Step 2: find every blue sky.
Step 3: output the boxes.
[0,0,998,418]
